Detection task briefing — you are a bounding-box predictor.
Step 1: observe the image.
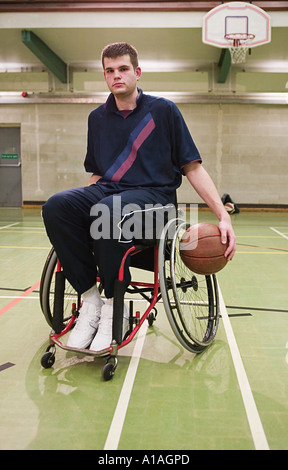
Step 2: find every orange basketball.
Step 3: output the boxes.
[180,223,228,275]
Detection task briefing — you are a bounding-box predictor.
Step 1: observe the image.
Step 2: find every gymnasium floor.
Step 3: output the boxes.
[0,207,287,450]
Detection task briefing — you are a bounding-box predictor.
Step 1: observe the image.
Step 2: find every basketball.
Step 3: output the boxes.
[180,223,228,275]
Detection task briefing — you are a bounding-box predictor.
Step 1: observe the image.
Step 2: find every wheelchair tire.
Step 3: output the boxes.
[39,247,79,328]
[41,351,55,369]
[102,362,115,381]
[159,218,220,354]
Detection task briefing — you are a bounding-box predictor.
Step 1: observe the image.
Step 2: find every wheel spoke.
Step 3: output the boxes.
[159,219,220,353]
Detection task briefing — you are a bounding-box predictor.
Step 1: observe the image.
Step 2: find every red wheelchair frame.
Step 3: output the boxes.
[40,218,220,381]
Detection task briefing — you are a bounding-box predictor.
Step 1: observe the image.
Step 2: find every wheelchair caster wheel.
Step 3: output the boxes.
[102,357,117,381]
[147,309,157,326]
[41,351,55,369]
[102,363,114,381]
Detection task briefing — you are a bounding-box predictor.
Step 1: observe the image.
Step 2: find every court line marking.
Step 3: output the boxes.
[270,227,288,240]
[0,296,39,300]
[0,281,41,317]
[237,235,285,238]
[218,284,270,450]
[0,246,50,250]
[104,320,149,450]
[0,230,46,233]
[1,226,44,229]
[0,222,19,230]
[236,252,288,254]
[0,362,15,372]
[105,286,271,450]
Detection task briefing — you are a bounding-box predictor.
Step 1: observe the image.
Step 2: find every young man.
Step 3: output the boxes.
[42,42,236,352]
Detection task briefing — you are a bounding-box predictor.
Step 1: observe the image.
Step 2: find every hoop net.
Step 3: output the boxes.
[224,33,255,64]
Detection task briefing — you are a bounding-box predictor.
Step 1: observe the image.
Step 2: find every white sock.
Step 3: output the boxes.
[82,285,103,306]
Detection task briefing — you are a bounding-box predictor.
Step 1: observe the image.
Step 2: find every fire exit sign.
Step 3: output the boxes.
[1,154,18,159]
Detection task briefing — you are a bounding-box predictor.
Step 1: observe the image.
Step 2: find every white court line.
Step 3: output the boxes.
[0,296,39,300]
[3,226,44,229]
[104,320,149,450]
[0,222,19,230]
[218,284,270,450]
[105,287,270,450]
[270,227,288,240]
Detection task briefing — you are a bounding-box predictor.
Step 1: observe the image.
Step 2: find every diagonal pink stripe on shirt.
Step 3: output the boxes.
[111,118,156,182]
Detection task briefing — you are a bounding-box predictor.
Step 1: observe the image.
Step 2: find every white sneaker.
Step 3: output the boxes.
[89,303,129,352]
[67,300,103,349]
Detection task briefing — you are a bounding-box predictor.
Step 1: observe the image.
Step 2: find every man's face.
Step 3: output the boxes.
[103,54,141,98]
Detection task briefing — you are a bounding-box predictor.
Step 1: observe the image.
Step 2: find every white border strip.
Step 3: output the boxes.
[218,284,269,450]
[104,320,148,450]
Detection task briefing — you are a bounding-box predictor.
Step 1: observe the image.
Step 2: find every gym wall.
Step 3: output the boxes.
[0,100,287,206]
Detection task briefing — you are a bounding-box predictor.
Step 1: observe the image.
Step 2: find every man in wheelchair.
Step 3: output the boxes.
[42,42,236,353]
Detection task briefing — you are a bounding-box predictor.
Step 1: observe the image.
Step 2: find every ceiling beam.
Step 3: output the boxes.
[21,30,67,83]
[217,48,231,84]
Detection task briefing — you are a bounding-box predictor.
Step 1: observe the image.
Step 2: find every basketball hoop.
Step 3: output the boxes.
[224,33,255,64]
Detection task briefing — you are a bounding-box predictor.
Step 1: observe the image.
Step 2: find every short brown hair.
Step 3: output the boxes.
[101,42,139,69]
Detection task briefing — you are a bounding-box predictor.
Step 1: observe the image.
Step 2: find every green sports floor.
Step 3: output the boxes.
[0,207,287,450]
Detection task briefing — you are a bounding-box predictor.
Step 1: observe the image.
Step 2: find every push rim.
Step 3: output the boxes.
[159,219,220,353]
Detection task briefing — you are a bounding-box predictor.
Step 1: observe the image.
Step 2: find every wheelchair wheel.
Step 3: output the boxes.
[159,219,220,353]
[40,247,79,328]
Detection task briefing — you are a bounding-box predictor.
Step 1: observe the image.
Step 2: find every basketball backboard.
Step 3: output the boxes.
[202,2,271,49]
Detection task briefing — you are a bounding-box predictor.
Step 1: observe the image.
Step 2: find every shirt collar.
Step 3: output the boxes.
[104,88,143,113]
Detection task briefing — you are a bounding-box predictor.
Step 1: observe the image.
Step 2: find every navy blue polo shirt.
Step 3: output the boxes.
[84,88,202,195]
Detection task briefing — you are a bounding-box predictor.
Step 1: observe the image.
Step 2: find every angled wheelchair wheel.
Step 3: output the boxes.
[159,219,220,354]
[40,247,80,328]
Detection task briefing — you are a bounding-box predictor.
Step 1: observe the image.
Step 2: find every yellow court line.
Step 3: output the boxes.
[236,235,284,238]
[1,246,286,253]
[0,230,45,234]
[0,245,50,250]
[237,251,288,254]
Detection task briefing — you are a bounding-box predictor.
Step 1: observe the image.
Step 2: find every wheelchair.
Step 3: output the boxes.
[39,217,220,381]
